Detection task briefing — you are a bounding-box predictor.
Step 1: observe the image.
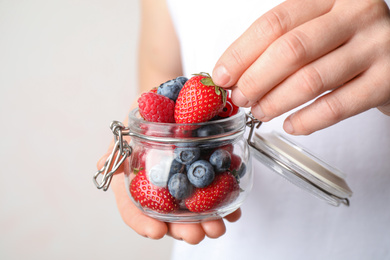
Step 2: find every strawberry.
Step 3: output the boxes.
[184,171,239,212]
[138,92,175,123]
[174,73,227,124]
[130,170,179,213]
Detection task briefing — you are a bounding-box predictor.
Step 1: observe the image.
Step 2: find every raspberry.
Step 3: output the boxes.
[138,92,175,123]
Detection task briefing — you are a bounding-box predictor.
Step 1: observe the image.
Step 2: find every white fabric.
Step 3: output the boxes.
[167,1,390,259]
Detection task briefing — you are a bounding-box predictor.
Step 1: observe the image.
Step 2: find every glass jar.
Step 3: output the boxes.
[122,108,251,222]
[94,109,353,223]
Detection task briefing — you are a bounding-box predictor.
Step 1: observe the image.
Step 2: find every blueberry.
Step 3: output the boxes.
[169,159,186,176]
[237,162,247,178]
[168,173,193,200]
[209,149,231,172]
[157,76,188,101]
[174,147,201,165]
[176,76,188,85]
[196,124,224,137]
[187,160,215,188]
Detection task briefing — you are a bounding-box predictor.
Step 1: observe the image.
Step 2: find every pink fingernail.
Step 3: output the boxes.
[251,104,265,119]
[284,119,294,134]
[212,65,230,87]
[231,88,253,107]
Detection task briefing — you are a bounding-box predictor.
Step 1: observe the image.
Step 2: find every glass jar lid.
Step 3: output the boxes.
[249,131,352,206]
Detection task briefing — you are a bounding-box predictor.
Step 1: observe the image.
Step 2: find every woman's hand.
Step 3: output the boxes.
[212,0,390,135]
[97,149,241,245]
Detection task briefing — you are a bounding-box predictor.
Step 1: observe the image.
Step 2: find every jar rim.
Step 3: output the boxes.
[127,108,246,142]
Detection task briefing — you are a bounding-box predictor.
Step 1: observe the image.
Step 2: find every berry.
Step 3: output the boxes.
[176,76,189,85]
[229,96,239,116]
[138,92,175,123]
[169,159,186,176]
[218,96,239,118]
[209,149,231,172]
[218,100,233,117]
[229,154,246,181]
[174,73,227,124]
[185,171,239,212]
[171,125,194,138]
[157,76,188,101]
[196,124,224,137]
[174,147,201,165]
[219,144,234,153]
[168,173,194,200]
[130,170,179,213]
[237,163,247,178]
[230,154,242,171]
[187,160,215,188]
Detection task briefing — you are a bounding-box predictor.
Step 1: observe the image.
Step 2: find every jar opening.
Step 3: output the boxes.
[127,108,246,142]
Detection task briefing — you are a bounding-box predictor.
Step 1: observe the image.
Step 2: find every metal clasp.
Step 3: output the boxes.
[93,121,132,191]
[245,112,262,146]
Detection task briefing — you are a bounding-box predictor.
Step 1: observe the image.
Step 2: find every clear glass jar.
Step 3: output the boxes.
[125,108,252,223]
[94,108,353,223]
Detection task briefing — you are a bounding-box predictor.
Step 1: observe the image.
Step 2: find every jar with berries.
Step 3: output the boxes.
[94,73,353,223]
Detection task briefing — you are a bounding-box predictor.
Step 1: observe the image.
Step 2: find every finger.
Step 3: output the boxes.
[233,6,357,107]
[283,62,390,135]
[111,173,169,239]
[251,33,371,121]
[167,223,206,245]
[224,208,242,223]
[201,219,226,239]
[212,0,334,88]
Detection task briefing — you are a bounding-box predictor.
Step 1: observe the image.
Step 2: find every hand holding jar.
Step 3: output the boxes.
[95,75,247,244]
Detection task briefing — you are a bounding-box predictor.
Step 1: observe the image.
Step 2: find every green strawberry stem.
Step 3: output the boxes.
[197,72,227,106]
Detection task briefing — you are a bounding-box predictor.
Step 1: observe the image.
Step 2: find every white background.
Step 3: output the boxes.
[0,0,173,259]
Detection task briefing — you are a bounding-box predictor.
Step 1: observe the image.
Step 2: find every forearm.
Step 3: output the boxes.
[137,0,183,95]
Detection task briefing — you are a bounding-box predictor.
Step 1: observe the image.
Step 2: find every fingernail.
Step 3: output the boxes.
[231,88,251,107]
[251,103,265,120]
[284,119,294,134]
[212,65,230,86]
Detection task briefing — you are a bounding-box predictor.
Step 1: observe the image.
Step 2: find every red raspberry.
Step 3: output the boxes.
[138,92,175,123]
[230,154,242,171]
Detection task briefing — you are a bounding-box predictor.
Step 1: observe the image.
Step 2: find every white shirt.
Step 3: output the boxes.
[167,1,390,259]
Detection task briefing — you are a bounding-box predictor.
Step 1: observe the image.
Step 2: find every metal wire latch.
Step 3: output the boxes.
[245,112,262,146]
[93,121,132,191]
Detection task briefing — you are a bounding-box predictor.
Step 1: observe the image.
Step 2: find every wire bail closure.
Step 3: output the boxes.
[93,121,132,191]
[246,112,263,145]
